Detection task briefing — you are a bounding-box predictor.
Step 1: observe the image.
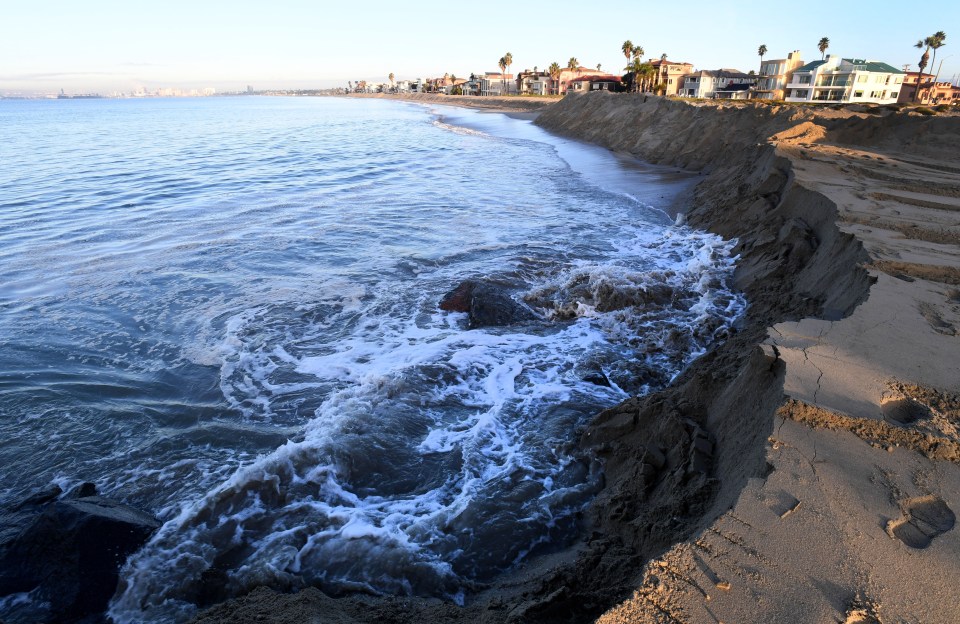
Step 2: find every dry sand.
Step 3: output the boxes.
[190,94,960,623]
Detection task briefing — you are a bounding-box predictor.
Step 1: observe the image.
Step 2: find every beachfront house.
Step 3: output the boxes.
[480,72,516,96]
[785,56,904,104]
[753,51,804,100]
[898,72,959,104]
[566,73,622,93]
[648,58,695,96]
[681,69,755,99]
[517,70,553,96]
[551,67,609,95]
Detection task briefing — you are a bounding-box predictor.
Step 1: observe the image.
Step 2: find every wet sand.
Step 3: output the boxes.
[191,94,960,623]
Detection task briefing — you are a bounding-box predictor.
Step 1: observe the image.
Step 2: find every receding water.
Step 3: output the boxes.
[0,96,744,623]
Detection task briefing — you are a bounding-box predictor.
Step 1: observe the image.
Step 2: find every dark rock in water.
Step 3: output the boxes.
[12,484,63,511]
[71,482,98,499]
[440,280,537,328]
[582,371,611,387]
[439,280,475,313]
[0,495,161,624]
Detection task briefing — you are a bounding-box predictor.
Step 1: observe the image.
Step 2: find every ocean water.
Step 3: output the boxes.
[0,96,744,622]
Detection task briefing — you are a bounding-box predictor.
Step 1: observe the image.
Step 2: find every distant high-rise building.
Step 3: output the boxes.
[246,85,254,94]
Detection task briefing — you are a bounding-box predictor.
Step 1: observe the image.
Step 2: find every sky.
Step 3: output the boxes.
[2,0,958,94]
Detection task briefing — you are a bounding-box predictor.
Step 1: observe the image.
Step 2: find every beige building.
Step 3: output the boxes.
[648,58,695,96]
[516,70,552,95]
[753,50,804,99]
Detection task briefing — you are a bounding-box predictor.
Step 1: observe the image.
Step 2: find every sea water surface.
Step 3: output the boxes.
[0,96,744,622]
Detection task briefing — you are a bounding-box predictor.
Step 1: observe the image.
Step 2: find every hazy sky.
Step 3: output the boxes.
[2,0,958,94]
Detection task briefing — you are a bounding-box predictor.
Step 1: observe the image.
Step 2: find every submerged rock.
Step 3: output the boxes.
[439,279,537,328]
[0,492,161,624]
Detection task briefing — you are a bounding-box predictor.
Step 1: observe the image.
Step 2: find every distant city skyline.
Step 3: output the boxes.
[2,0,958,95]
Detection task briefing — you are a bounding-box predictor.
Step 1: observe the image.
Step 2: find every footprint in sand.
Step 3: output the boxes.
[918,302,957,336]
[880,397,930,427]
[886,496,956,549]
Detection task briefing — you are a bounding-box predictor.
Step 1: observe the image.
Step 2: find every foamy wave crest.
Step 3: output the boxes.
[524,228,745,393]
[111,301,613,622]
[432,119,489,137]
[110,228,742,624]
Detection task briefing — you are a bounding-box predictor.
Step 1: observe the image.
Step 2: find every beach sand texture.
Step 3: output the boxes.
[192,94,960,623]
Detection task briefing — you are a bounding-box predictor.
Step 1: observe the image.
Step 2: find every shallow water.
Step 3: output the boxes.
[0,96,744,623]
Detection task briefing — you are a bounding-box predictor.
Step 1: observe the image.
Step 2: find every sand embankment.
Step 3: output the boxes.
[192,94,960,623]
[538,93,960,623]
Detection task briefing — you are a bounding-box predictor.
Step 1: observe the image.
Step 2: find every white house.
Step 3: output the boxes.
[681,69,755,98]
[480,72,516,96]
[785,55,904,104]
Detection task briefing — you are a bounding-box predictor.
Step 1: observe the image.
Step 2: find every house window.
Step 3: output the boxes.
[793,89,809,98]
[891,92,899,99]
[857,75,868,83]
[799,75,811,84]
[854,91,864,97]
[896,77,903,84]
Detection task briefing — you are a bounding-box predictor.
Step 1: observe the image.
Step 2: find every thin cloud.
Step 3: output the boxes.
[0,71,126,81]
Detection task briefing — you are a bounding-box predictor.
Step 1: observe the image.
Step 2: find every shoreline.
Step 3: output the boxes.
[343,91,558,119]
[192,94,960,623]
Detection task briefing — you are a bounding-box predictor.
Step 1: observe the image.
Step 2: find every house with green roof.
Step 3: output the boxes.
[784,55,905,104]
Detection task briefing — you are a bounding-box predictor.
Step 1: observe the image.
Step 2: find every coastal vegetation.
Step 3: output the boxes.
[914,31,947,101]
[818,37,830,59]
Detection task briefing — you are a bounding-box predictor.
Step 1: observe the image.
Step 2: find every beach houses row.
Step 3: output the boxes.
[373,47,958,105]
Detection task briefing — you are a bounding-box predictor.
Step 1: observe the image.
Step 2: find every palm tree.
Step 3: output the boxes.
[498,56,507,95]
[388,73,395,91]
[640,63,656,93]
[914,37,932,101]
[818,37,830,59]
[504,52,514,95]
[622,40,634,62]
[549,61,561,95]
[632,47,645,92]
[929,31,947,89]
[655,53,668,92]
[626,57,645,92]
[758,44,768,68]
[567,57,580,71]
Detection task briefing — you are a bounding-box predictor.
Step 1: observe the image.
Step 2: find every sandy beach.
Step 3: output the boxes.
[191,93,960,623]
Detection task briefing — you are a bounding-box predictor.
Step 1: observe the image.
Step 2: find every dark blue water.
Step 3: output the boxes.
[0,96,743,623]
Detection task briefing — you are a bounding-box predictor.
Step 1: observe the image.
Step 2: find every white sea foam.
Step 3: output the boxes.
[110,220,743,623]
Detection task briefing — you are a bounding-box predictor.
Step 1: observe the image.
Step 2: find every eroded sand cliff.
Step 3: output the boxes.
[191,93,960,623]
